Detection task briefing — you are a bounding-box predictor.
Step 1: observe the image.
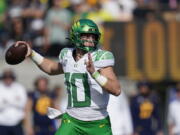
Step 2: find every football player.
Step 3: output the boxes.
[15,19,121,135]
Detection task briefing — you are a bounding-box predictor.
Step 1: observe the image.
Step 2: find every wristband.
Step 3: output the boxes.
[92,71,108,86]
[31,50,44,65]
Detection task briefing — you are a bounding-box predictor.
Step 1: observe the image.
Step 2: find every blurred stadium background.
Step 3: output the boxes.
[0,0,180,135]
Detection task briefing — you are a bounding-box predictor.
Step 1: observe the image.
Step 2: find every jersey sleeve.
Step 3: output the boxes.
[93,50,115,68]
[58,48,69,64]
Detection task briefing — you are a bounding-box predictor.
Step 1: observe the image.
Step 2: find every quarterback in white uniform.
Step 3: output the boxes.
[60,47,115,121]
[15,19,121,135]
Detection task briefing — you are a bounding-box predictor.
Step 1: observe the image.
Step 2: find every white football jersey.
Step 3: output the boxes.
[59,48,115,121]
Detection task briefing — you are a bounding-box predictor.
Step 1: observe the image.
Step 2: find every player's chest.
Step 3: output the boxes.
[63,56,88,72]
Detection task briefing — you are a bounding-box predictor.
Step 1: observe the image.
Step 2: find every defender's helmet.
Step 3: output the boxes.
[70,19,101,52]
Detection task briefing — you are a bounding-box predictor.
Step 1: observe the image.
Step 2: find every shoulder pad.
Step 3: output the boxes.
[59,48,69,62]
[93,50,114,61]
[93,50,115,68]
[59,48,69,61]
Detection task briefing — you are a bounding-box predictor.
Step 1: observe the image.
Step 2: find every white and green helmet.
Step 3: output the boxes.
[69,19,101,52]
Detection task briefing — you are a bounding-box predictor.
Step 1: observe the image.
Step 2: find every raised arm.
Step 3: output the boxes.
[15,41,63,75]
[99,66,121,96]
[86,53,121,96]
[36,58,63,75]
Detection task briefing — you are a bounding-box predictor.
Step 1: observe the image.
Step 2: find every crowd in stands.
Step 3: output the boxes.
[1,0,180,135]
[2,69,180,135]
[0,0,180,57]
[0,69,66,135]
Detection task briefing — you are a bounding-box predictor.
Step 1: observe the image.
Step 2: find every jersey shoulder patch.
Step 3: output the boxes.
[93,49,115,68]
[93,49,114,61]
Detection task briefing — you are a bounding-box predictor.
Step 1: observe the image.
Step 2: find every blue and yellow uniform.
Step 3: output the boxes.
[130,92,161,135]
[29,91,56,135]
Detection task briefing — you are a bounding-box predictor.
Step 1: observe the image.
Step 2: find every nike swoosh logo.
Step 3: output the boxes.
[99,124,105,128]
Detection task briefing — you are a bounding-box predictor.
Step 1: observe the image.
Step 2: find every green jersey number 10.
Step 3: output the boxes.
[65,73,91,107]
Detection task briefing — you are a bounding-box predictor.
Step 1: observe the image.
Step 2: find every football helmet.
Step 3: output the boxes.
[70,19,101,52]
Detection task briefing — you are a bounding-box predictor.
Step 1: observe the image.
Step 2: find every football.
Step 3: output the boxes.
[5,43,28,65]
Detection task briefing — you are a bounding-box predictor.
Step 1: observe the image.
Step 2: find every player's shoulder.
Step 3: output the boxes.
[11,82,26,93]
[93,49,114,62]
[59,47,73,60]
[92,49,115,68]
[13,82,25,89]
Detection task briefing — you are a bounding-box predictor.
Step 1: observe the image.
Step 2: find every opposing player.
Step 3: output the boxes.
[15,19,121,135]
